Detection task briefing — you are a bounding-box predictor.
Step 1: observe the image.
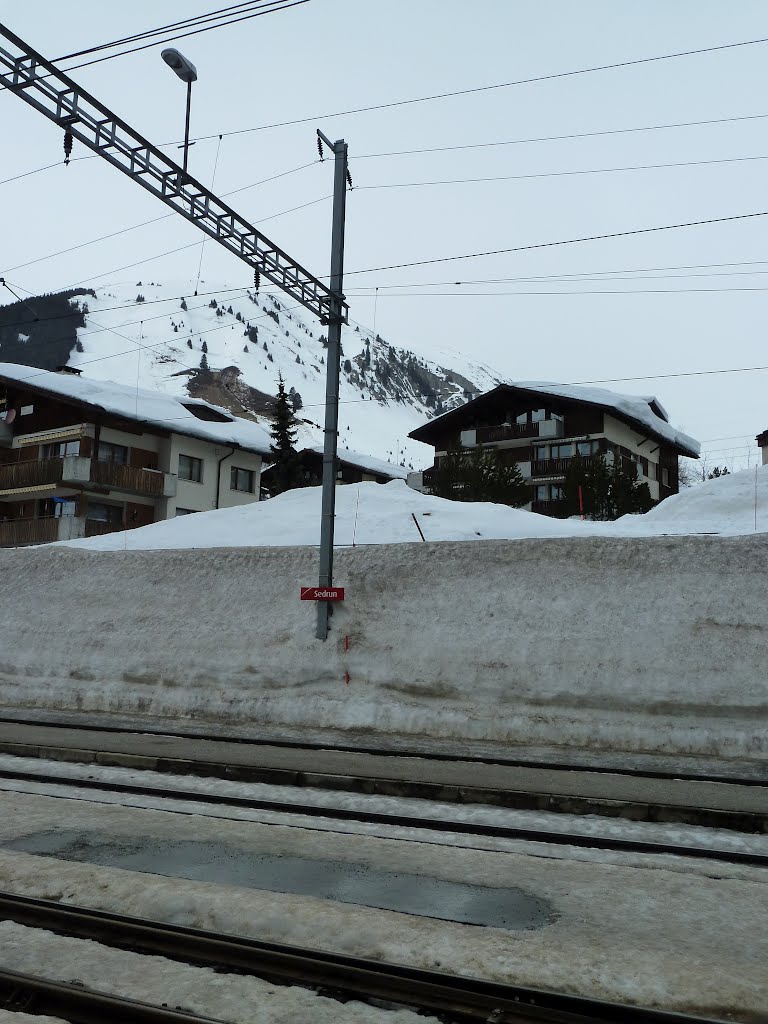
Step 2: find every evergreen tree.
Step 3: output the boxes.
[201,340,208,353]
[561,453,653,520]
[268,374,301,494]
[187,338,193,349]
[430,446,529,506]
[243,345,249,353]
[708,466,730,479]
[180,298,188,311]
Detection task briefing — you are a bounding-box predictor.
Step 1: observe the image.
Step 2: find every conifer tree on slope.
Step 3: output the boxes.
[269,373,300,494]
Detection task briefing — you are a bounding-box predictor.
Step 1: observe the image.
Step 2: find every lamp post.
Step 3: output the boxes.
[161,48,198,175]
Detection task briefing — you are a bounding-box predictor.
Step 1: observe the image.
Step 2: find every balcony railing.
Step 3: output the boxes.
[84,519,125,538]
[0,458,64,491]
[531,499,569,518]
[0,516,60,547]
[90,460,167,496]
[531,457,573,477]
[475,422,540,444]
[0,457,174,498]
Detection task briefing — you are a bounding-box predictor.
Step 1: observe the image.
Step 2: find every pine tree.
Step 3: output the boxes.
[268,373,300,494]
[187,338,193,349]
[430,446,529,506]
[243,345,249,353]
[201,340,208,353]
[180,298,188,311]
[561,453,653,520]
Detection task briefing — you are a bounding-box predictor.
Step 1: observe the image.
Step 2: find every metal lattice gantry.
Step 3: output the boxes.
[0,23,347,325]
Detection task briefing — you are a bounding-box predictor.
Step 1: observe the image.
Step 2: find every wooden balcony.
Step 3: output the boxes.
[531,499,569,518]
[90,460,169,497]
[475,422,540,444]
[0,516,59,547]
[0,515,127,547]
[0,457,174,498]
[531,457,572,478]
[0,458,64,491]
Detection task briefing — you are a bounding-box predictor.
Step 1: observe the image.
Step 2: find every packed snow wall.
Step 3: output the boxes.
[1,535,766,758]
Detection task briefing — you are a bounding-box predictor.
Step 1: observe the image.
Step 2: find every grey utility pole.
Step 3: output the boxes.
[316,130,348,641]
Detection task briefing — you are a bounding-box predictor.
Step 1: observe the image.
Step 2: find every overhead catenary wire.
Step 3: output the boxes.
[56,0,302,62]
[1,159,320,277]
[343,208,768,277]
[0,1,310,92]
[184,34,768,140]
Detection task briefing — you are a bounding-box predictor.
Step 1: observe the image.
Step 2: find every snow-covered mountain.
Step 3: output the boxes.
[0,280,502,469]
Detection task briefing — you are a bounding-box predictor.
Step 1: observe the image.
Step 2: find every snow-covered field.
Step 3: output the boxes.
[60,464,768,551]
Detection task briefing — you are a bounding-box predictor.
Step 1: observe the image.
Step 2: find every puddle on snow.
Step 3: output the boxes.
[5,830,554,931]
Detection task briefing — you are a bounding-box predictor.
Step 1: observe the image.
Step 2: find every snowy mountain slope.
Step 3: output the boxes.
[2,281,502,469]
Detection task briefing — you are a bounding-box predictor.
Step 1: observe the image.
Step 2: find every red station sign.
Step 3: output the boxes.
[300,587,345,602]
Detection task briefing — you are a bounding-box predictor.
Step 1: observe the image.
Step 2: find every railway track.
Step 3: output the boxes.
[0,712,762,784]
[0,718,764,832]
[1,763,766,868]
[0,890,739,1024]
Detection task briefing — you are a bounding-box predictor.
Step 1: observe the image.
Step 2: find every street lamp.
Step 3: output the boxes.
[161,48,198,175]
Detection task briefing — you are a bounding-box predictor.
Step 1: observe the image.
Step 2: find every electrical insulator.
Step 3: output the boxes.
[63,129,73,165]
[316,134,324,161]
[346,168,353,189]
[253,268,260,292]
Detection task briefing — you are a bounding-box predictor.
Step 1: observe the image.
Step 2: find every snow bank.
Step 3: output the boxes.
[59,466,768,552]
[2,530,766,759]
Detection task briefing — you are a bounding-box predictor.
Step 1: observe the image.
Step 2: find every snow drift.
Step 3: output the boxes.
[2,531,766,760]
[60,464,768,552]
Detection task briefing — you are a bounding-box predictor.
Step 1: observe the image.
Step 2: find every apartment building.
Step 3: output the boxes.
[0,363,271,546]
[408,382,700,514]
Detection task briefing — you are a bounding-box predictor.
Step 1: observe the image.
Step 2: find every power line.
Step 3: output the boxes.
[0,1,309,95]
[57,1,294,61]
[354,153,768,191]
[344,285,768,297]
[344,209,768,277]
[343,258,768,291]
[188,34,768,140]
[1,159,319,276]
[354,112,768,161]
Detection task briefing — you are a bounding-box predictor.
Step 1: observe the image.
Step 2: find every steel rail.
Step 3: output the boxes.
[0,891,737,1024]
[1,766,764,867]
[0,714,762,786]
[0,734,763,833]
[0,966,225,1023]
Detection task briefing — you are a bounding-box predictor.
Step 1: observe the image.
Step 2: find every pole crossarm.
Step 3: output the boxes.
[0,24,347,324]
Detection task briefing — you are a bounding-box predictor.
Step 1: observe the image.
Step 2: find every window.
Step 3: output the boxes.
[536,485,548,502]
[551,443,574,459]
[178,454,203,482]
[230,466,255,493]
[86,502,123,524]
[661,467,669,487]
[175,507,198,516]
[535,445,549,460]
[42,440,80,458]
[97,441,128,465]
[52,498,77,518]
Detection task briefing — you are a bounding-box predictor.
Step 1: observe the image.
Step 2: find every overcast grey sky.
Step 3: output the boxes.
[2,1,768,468]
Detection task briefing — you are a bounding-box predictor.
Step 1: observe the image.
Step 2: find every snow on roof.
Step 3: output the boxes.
[0,362,272,455]
[412,381,700,457]
[305,445,409,479]
[512,381,699,455]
